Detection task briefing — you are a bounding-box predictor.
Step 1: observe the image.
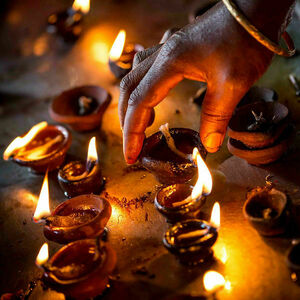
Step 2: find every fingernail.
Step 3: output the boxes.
[204,132,223,152]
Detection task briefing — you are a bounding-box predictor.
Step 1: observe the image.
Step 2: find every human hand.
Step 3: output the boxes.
[119,0,294,164]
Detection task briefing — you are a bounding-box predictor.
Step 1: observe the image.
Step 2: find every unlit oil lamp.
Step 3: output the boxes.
[108,29,144,79]
[243,180,288,236]
[155,147,212,223]
[49,85,112,132]
[3,121,71,173]
[286,241,300,285]
[140,123,207,185]
[163,202,220,265]
[47,0,90,42]
[33,171,111,244]
[58,137,103,197]
[36,239,117,299]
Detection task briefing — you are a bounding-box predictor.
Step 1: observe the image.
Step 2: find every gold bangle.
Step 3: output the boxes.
[222,0,295,57]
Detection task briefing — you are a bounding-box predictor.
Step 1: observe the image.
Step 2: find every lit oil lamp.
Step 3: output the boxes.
[243,181,288,236]
[47,0,90,42]
[140,124,207,185]
[163,202,220,265]
[203,270,231,297]
[108,29,144,79]
[34,171,111,244]
[3,121,71,173]
[36,239,117,299]
[286,241,300,285]
[49,85,112,132]
[155,147,212,223]
[58,137,104,197]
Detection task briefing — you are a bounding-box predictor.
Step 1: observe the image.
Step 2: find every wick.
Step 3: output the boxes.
[172,195,193,207]
[176,228,210,241]
[159,123,192,161]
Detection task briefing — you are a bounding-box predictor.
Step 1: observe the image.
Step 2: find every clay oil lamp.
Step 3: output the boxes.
[227,101,294,165]
[286,241,300,285]
[155,147,212,223]
[140,123,207,185]
[47,0,90,42]
[49,85,112,132]
[58,137,103,198]
[35,239,117,299]
[163,202,220,265]
[3,121,71,173]
[108,29,144,79]
[33,172,111,244]
[243,181,288,236]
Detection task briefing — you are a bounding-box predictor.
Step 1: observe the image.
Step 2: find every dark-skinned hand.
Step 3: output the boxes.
[119,0,295,164]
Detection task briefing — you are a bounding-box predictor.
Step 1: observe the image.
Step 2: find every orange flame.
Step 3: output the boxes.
[33,171,51,222]
[210,202,220,228]
[72,0,90,14]
[3,121,48,160]
[203,271,225,292]
[87,136,98,163]
[191,148,212,199]
[109,30,126,61]
[36,242,49,267]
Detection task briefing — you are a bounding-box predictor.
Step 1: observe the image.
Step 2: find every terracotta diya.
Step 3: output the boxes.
[108,29,144,79]
[243,184,288,236]
[140,124,207,185]
[47,0,90,42]
[163,203,220,265]
[58,137,103,198]
[3,121,71,173]
[155,148,212,223]
[286,241,300,285]
[227,101,293,165]
[49,85,111,132]
[36,239,117,299]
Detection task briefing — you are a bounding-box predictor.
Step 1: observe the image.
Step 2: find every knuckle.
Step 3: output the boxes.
[133,51,145,66]
[120,74,133,91]
[128,87,142,107]
[160,31,186,59]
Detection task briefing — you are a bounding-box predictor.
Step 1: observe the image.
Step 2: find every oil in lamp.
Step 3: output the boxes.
[286,241,300,285]
[243,180,289,236]
[49,85,112,132]
[47,0,90,42]
[36,239,117,299]
[140,124,207,184]
[58,137,103,198]
[163,202,220,265]
[33,171,111,244]
[3,121,71,173]
[108,29,144,79]
[155,147,212,223]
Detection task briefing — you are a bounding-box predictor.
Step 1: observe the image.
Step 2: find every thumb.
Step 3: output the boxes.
[200,81,248,152]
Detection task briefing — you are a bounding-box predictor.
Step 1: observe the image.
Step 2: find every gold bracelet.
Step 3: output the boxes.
[222,0,295,57]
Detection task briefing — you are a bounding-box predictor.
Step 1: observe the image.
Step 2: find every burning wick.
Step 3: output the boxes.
[33,171,51,223]
[109,30,126,62]
[72,0,90,14]
[172,147,212,207]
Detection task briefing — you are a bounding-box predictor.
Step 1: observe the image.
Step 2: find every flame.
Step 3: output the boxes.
[3,121,48,160]
[72,0,90,14]
[87,136,98,163]
[33,171,51,222]
[210,202,220,228]
[36,242,49,267]
[191,148,212,199]
[203,271,225,292]
[109,30,126,61]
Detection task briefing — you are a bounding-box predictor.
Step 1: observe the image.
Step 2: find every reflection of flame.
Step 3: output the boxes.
[109,30,126,61]
[33,171,51,222]
[191,147,212,199]
[214,244,228,264]
[210,202,220,228]
[3,121,48,160]
[87,137,98,163]
[92,41,109,63]
[36,242,49,266]
[72,0,90,14]
[203,271,225,292]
